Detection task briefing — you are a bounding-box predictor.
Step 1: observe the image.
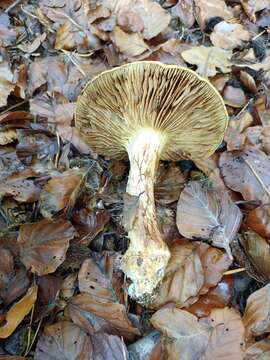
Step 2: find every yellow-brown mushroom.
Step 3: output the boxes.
[75,61,228,302]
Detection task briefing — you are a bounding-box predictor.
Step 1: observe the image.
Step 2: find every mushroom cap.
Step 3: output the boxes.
[75,61,228,161]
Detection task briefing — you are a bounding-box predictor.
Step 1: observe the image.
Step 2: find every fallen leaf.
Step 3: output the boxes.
[111,26,148,57]
[133,0,171,39]
[219,147,270,204]
[256,8,270,27]
[117,7,144,33]
[188,277,234,317]
[181,46,232,77]
[128,331,165,360]
[171,0,194,28]
[66,293,140,340]
[243,283,270,339]
[239,70,257,94]
[72,208,110,241]
[224,111,253,151]
[0,61,15,107]
[91,332,128,360]
[39,169,86,218]
[177,181,242,257]
[17,33,47,54]
[18,219,77,275]
[0,24,17,47]
[148,241,204,308]
[200,307,245,359]
[239,232,270,280]
[194,0,234,29]
[0,171,41,203]
[223,85,247,108]
[241,0,270,22]
[34,321,93,360]
[0,248,14,291]
[155,163,186,204]
[55,21,87,50]
[151,307,211,360]
[210,21,250,50]
[246,203,270,238]
[60,273,77,301]
[0,285,38,339]
[245,338,270,359]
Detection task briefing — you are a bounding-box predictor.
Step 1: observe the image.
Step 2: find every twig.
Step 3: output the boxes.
[244,158,270,199]
[52,9,84,31]
[25,319,42,356]
[54,131,61,168]
[24,301,35,356]
[5,0,22,13]
[234,99,252,120]
[61,49,86,76]
[121,337,128,360]
[223,267,246,275]
[0,100,28,116]
[252,30,266,41]
[21,5,39,20]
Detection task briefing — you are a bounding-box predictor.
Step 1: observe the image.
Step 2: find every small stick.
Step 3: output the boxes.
[54,131,61,168]
[5,0,22,13]
[0,100,28,116]
[252,30,266,41]
[223,267,246,275]
[61,49,86,76]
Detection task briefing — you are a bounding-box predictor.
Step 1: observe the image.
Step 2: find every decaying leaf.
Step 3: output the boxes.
[224,111,253,151]
[18,219,76,275]
[91,332,128,360]
[128,331,164,360]
[177,181,242,257]
[246,204,270,238]
[111,26,148,57]
[245,338,270,359]
[243,283,270,339]
[0,285,38,339]
[241,0,270,22]
[0,129,17,145]
[39,169,86,218]
[194,0,233,29]
[0,248,14,290]
[219,147,270,204]
[0,61,15,107]
[181,46,232,77]
[34,321,93,360]
[210,22,250,50]
[151,307,211,360]
[239,232,270,281]
[200,307,245,359]
[223,85,247,108]
[66,293,140,340]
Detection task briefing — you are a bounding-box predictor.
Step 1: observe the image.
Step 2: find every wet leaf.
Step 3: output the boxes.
[66,293,140,340]
[246,204,270,239]
[182,46,232,77]
[0,285,38,339]
[39,169,86,218]
[219,147,270,204]
[200,307,245,359]
[243,283,270,339]
[34,321,93,360]
[177,181,242,257]
[151,307,211,360]
[111,26,148,57]
[18,219,76,275]
[210,21,250,50]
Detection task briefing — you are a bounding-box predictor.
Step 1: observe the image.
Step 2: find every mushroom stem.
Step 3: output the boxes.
[121,128,171,301]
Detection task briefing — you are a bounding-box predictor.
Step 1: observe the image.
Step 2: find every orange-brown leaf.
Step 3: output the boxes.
[0,285,38,339]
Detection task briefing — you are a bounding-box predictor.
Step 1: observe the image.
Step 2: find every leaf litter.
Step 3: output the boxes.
[0,0,270,358]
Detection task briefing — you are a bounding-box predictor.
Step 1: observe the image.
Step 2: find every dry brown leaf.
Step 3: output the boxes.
[128,331,165,360]
[223,85,247,108]
[151,308,211,360]
[0,285,38,339]
[219,147,270,204]
[149,241,204,308]
[133,0,171,39]
[155,163,186,204]
[66,293,140,340]
[241,0,270,22]
[246,204,270,238]
[171,0,194,28]
[210,21,250,50]
[239,232,270,280]
[245,338,270,359]
[55,21,87,50]
[34,321,93,360]
[239,71,257,94]
[243,283,270,339]
[181,46,232,77]
[60,273,77,301]
[200,307,245,359]
[117,7,144,33]
[17,33,47,54]
[0,171,41,203]
[0,61,15,107]
[39,169,85,218]
[18,219,76,275]
[224,111,253,151]
[0,24,17,47]
[177,181,242,257]
[194,0,234,29]
[91,332,128,360]
[111,26,148,57]
[0,248,14,291]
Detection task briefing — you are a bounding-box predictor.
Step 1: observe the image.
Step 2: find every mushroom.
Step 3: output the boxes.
[75,61,228,302]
